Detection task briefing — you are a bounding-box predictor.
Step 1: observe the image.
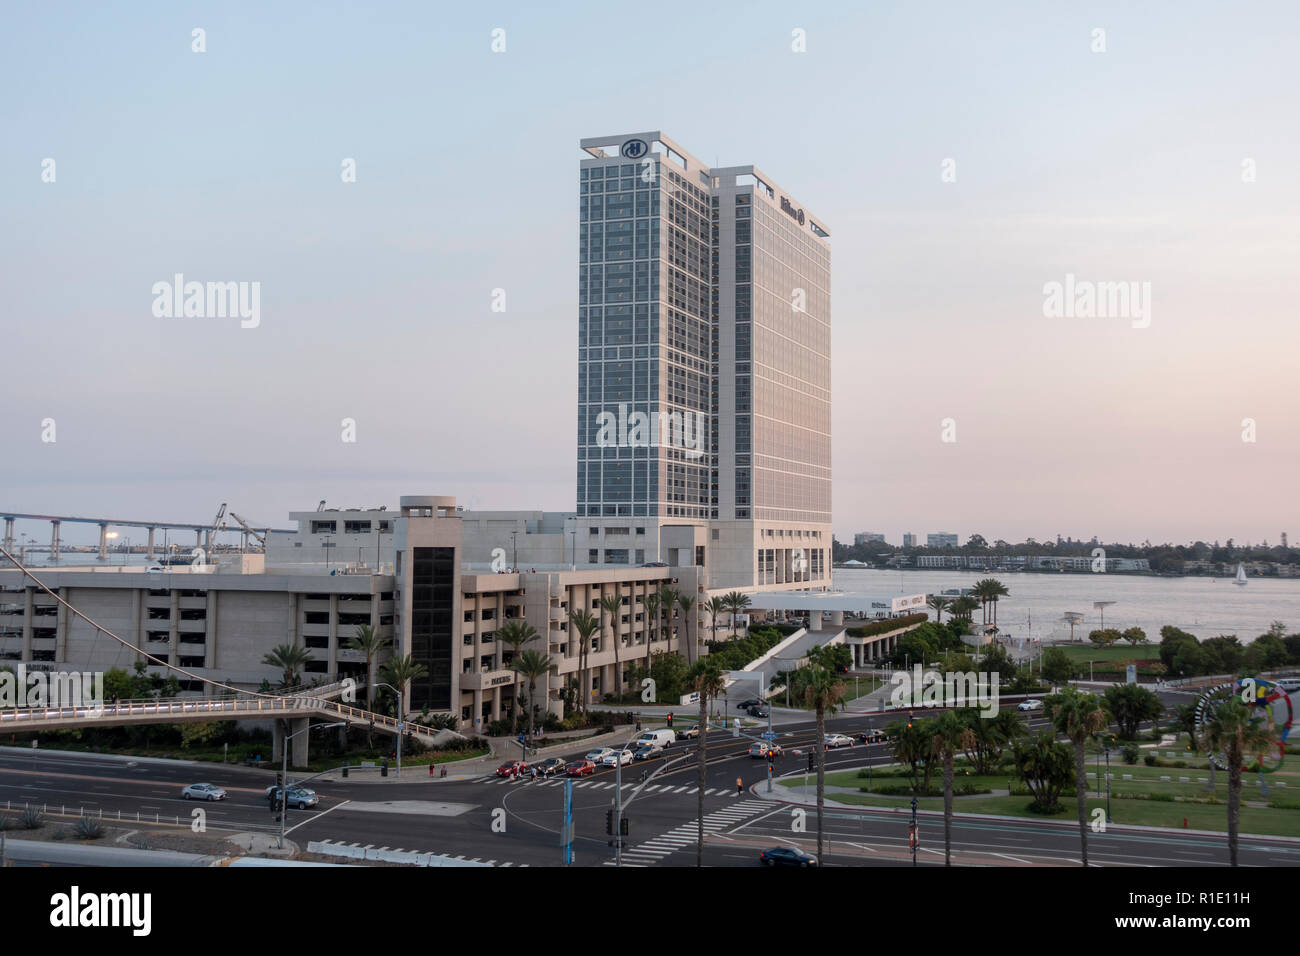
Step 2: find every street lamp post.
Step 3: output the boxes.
[277,720,345,848]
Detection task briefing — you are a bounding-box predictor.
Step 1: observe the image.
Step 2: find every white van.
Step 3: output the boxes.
[635,729,676,752]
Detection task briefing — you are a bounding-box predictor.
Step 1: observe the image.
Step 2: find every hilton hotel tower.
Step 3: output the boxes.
[575,132,831,593]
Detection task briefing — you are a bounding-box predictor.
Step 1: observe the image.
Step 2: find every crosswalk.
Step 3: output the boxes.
[474,774,737,797]
[604,800,771,867]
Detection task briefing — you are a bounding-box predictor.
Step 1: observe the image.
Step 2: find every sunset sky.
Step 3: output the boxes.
[2,1,1297,546]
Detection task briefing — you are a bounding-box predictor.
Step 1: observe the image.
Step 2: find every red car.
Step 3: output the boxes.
[496,760,528,777]
[565,760,596,777]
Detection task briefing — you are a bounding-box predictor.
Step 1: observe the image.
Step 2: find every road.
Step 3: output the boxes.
[2,691,1291,867]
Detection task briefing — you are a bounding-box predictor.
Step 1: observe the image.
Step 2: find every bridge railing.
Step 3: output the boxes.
[0,692,450,741]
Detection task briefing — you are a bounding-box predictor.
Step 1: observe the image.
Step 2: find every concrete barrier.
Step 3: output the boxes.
[308,841,492,867]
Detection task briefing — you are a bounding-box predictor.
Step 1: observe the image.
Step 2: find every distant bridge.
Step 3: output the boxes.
[0,510,292,563]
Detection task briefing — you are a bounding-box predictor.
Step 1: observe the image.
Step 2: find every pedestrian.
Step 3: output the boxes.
[736,776,743,797]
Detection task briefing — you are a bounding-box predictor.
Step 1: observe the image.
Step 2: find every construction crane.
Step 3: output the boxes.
[203,503,228,553]
[228,511,266,549]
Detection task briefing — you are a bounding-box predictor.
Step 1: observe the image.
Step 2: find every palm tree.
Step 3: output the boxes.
[930,711,976,866]
[262,644,312,689]
[1046,688,1109,866]
[971,579,998,627]
[657,585,678,655]
[642,591,661,678]
[705,596,727,643]
[379,654,429,721]
[678,593,697,666]
[688,658,727,867]
[511,649,556,740]
[1198,697,1277,865]
[987,579,1009,628]
[600,592,625,700]
[926,594,949,624]
[568,609,600,716]
[948,595,980,624]
[725,591,752,638]
[345,624,391,709]
[801,663,846,866]
[497,620,539,732]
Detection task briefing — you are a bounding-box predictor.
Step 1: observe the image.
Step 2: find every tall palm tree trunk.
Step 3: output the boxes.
[816,704,826,865]
[528,677,537,739]
[1075,740,1089,866]
[943,750,954,866]
[696,691,708,867]
[1227,746,1241,867]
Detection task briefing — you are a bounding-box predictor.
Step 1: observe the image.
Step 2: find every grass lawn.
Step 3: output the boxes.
[781,758,1300,836]
[1055,645,1159,663]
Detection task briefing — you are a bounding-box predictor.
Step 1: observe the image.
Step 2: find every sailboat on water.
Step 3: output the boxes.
[1234,563,1248,586]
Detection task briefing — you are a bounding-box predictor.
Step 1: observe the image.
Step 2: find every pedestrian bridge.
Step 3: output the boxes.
[0,692,459,767]
[741,590,931,669]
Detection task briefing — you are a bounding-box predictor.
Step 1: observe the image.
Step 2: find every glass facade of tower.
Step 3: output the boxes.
[577,156,712,519]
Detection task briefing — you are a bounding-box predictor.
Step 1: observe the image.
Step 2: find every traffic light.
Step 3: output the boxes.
[619,817,629,836]
[605,809,614,835]
[667,712,673,728]
[380,758,388,778]
[807,752,815,771]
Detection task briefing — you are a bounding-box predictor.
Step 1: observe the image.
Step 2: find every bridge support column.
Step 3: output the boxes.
[50,520,61,563]
[828,610,844,629]
[2,517,13,558]
[98,523,109,561]
[147,527,156,561]
[271,717,311,769]
[195,528,202,550]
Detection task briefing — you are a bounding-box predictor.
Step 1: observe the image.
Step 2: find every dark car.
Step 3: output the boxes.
[857,729,887,745]
[745,703,770,718]
[535,758,566,777]
[738,699,763,711]
[759,846,817,867]
[632,744,657,761]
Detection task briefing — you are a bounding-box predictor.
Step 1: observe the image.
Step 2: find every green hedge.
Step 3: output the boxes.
[845,613,929,638]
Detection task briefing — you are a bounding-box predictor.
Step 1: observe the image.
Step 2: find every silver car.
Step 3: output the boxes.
[266,786,319,809]
[181,782,227,801]
[601,749,633,767]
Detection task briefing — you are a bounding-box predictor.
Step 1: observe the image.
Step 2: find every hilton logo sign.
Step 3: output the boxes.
[779,196,805,226]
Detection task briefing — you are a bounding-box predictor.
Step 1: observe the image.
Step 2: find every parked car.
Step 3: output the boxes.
[585,748,615,764]
[632,744,657,761]
[823,734,854,749]
[1017,699,1043,712]
[181,782,226,801]
[496,760,528,777]
[535,757,566,777]
[565,760,596,777]
[759,846,817,867]
[265,786,319,809]
[634,729,676,751]
[601,749,633,767]
[748,741,783,758]
[677,724,701,740]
